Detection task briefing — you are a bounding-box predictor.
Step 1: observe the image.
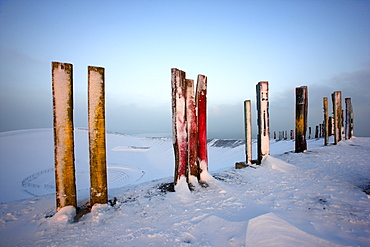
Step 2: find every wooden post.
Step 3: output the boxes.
[186,79,199,182]
[332,91,342,144]
[256,81,270,162]
[171,68,188,185]
[295,86,308,152]
[350,100,354,137]
[52,62,77,211]
[328,116,333,136]
[196,74,208,178]
[345,98,353,139]
[323,97,329,145]
[290,130,294,139]
[315,125,319,138]
[244,100,252,164]
[88,66,108,205]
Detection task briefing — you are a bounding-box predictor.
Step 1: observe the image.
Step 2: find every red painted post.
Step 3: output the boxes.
[171,68,188,185]
[196,74,208,177]
[186,79,199,182]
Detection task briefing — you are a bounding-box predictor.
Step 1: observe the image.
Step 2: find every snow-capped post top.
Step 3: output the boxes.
[51,61,77,211]
[88,66,108,206]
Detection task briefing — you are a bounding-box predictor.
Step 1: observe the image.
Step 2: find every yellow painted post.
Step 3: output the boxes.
[52,62,77,211]
[295,86,308,152]
[323,97,329,145]
[88,66,108,205]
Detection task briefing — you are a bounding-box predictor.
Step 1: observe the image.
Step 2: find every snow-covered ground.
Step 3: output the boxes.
[0,129,369,246]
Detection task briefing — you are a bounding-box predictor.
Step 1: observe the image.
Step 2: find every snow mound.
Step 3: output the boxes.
[48,206,76,225]
[262,155,296,172]
[245,212,346,247]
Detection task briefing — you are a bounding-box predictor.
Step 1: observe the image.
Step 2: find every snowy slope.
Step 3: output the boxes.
[0,129,369,246]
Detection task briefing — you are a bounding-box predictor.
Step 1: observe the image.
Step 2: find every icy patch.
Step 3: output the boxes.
[246,213,345,247]
[111,146,150,152]
[21,165,145,197]
[262,155,296,172]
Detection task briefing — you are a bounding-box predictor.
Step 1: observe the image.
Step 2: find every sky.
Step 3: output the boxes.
[0,0,369,139]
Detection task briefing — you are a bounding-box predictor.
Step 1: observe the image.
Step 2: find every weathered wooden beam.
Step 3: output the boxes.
[332,91,342,144]
[171,68,188,185]
[186,79,199,182]
[295,86,308,152]
[88,66,108,205]
[52,61,77,211]
[244,100,252,164]
[344,98,352,140]
[315,125,319,138]
[256,81,270,162]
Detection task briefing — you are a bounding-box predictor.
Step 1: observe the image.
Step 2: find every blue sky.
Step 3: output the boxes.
[1,0,369,138]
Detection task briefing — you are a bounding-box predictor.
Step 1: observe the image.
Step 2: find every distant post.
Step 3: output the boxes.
[344,98,353,140]
[256,81,270,162]
[88,66,108,205]
[196,74,208,178]
[171,68,188,185]
[52,62,77,211]
[186,79,199,181]
[323,97,329,145]
[295,86,308,152]
[244,100,252,164]
[332,91,342,144]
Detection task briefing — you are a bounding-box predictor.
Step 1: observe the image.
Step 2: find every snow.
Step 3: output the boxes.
[1,129,370,246]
